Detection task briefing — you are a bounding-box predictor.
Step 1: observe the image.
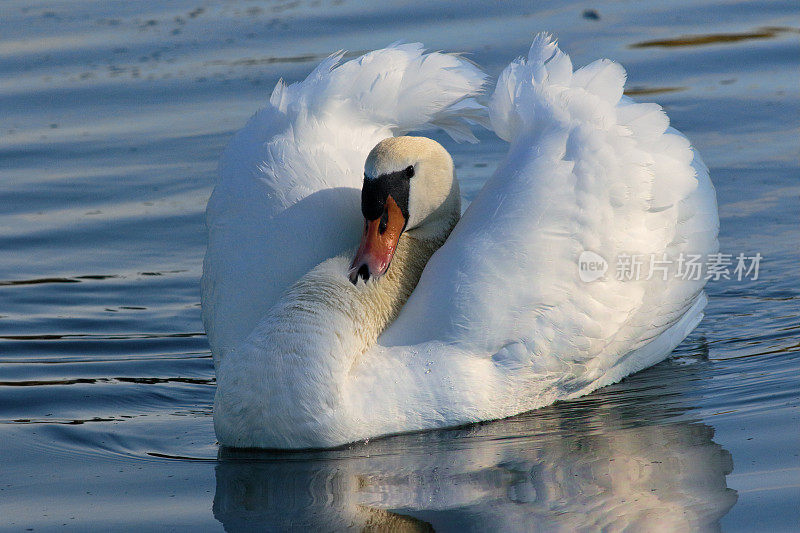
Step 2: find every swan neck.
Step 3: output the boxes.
[213,212,457,448]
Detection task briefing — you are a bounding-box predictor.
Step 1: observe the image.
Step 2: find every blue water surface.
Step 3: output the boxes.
[1,1,798,531]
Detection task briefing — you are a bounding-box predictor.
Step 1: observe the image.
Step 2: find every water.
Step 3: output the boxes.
[1,0,798,530]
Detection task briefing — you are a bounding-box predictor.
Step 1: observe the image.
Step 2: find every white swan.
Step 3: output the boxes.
[203,35,719,449]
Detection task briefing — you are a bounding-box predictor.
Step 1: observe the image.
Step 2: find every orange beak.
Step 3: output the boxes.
[348,195,407,284]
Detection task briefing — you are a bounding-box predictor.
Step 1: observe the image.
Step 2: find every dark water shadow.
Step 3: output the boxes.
[211,354,737,531]
[630,26,799,48]
[624,86,687,96]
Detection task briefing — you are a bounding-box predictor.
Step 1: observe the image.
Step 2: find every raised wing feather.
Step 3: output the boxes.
[382,34,719,394]
[202,45,486,362]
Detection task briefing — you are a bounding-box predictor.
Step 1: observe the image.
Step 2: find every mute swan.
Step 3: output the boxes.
[203,35,719,449]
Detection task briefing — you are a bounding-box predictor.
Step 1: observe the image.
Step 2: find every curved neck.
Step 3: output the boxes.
[271,210,459,368]
[357,227,447,347]
[214,212,458,448]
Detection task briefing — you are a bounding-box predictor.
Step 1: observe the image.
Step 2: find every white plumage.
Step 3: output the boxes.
[202,43,485,362]
[202,35,719,449]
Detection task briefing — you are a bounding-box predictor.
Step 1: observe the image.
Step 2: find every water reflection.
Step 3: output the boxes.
[212,361,737,531]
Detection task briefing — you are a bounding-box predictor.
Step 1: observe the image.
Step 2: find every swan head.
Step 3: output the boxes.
[349,136,460,284]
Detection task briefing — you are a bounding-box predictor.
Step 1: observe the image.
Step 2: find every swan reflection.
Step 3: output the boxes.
[213,361,736,531]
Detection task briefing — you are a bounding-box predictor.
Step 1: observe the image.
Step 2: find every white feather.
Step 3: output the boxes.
[202,44,486,361]
[204,35,719,448]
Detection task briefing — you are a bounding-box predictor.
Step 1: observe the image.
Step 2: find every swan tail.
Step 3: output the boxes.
[270,43,488,142]
[489,32,630,143]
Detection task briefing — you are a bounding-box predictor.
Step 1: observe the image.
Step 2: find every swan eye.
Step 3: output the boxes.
[405,165,414,178]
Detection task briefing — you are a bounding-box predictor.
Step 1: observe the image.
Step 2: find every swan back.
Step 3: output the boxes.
[382,34,718,392]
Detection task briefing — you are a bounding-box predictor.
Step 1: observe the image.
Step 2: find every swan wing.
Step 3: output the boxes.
[382,34,719,397]
[202,44,486,361]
